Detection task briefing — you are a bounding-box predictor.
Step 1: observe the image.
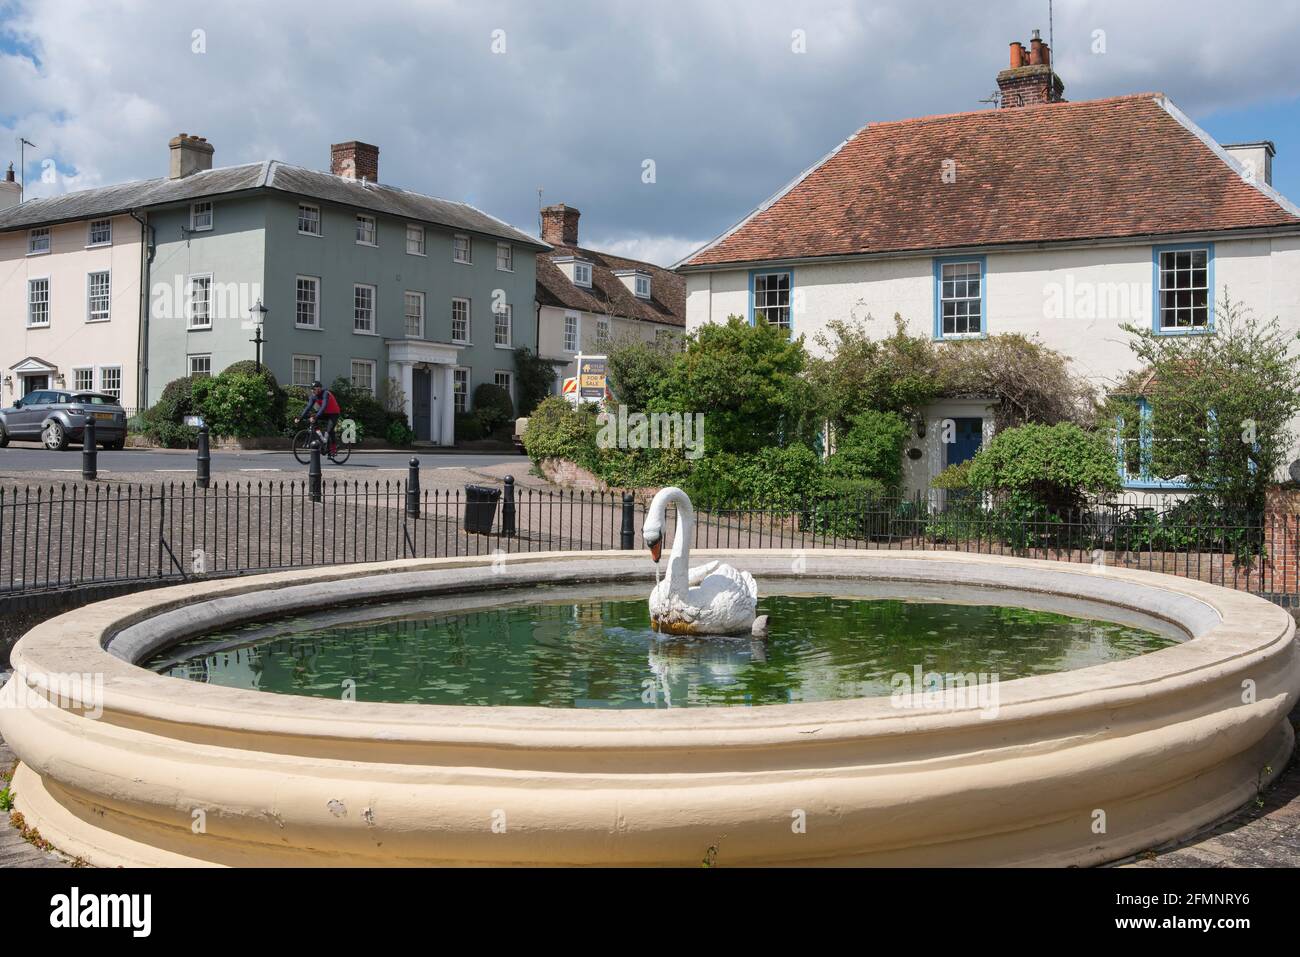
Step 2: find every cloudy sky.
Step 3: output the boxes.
[2,0,1298,265]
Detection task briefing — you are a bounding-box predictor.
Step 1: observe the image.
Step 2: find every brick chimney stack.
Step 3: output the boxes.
[169,133,214,179]
[0,163,20,210]
[540,204,581,246]
[996,29,1065,107]
[331,141,379,182]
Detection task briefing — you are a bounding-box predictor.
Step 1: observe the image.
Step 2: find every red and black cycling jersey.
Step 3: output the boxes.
[302,390,341,417]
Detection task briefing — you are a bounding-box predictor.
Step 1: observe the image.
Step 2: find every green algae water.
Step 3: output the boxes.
[148,590,1179,709]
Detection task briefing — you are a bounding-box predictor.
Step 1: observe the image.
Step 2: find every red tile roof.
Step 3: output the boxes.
[679,94,1300,269]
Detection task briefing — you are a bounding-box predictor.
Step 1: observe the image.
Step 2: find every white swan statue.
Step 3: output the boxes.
[643,486,758,636]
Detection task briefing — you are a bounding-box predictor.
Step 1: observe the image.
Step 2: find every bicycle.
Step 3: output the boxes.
[292,416,353,465]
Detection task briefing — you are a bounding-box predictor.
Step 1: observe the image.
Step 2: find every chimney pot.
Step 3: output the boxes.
[169,133,215,179]
[330,141,380,183]
[1009,41,1025,68]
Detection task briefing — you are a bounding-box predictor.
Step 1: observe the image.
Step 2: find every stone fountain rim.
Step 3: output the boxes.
[6,549,1289,746]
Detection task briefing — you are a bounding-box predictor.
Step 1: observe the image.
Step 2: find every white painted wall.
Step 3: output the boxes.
[686,233,1300,486]
[539,303,682,387]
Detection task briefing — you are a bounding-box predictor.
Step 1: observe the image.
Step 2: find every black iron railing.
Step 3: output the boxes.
[0,477,1295,604]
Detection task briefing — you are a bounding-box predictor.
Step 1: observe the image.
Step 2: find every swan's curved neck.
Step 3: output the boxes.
[650,488,693,593]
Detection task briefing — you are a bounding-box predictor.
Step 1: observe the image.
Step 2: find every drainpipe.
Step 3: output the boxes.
[129,210,156,411]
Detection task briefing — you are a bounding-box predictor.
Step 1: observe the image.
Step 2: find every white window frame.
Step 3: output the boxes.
[404,291,425,338]
[355,214,377,246]
[752,270,793,332]
[1157,246,1212,331]
[190,202,213,232]
[86,270,111,323]
[295,275,321,329]
[493,370,513,403]
[596,317,611,347]
[187,273,213,330]
[188,354,212,378]
[453,234,472,264]
[27,227,50,255]
[451,297,471,344]
[453,367,470,413]
[87,219,112,247]
[26,277,49,327]
[573,261,592,288]
[494,303,512,348]
[98,366,122,399]
[292,354,321,388]
[297,204,321,236]
[496,242,513,272]
[563,311,579,353]
[350,358,377,396]
[937,260,982,338]
[406,224,426,256]
[73,367,94,391]
[635,274,651,299]
[353,283,377,335]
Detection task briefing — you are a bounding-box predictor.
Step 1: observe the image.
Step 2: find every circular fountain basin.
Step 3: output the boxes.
[1,550,1296,867]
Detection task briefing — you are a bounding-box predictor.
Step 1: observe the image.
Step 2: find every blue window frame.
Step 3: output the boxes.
[1152,242,1214,335]
[1116,398,1189,489]
[748,269,793,333]
[932,255,986,340]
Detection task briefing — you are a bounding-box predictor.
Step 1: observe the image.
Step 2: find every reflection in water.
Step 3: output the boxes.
[150,595,1177,709]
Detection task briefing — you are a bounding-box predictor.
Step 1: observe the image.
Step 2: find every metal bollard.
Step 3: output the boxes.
[81,417,97,481]
[196,424,210,489]
[309,443,322,503]
[406,457,420,518]
[621,491,635,549]
[502,475,516,537]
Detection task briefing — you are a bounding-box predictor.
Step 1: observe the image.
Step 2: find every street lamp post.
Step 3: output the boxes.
[249,299,268,371]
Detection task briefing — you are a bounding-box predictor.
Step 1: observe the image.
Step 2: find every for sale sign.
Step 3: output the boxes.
[576,355,608,401]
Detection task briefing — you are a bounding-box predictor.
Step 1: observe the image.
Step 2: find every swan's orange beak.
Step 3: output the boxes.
[648,539,662,563]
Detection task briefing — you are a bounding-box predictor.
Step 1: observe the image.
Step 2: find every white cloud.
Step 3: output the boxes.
[589,234,711,269]
[0,0,1296,240]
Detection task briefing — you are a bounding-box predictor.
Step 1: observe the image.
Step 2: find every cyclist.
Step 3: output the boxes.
[300,381,342,454]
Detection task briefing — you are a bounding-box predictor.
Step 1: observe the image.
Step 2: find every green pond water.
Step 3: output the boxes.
[148,592,1179,709]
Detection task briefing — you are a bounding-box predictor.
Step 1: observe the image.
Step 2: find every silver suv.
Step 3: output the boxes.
[0,390,128,451]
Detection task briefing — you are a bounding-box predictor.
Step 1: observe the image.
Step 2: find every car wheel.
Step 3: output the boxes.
[42,421,69,451]
[104,438,125,451]
[0,423,8,448]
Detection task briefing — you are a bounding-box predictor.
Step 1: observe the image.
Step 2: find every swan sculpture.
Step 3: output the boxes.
[643,487,758,636]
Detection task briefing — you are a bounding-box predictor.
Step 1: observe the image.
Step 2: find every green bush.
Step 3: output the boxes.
[193,372,276,439]
[513,347,557,417]
[456,412,486,442]
[651,315,817,455]
[385,419,414,447]
[218,362,286,435]
[472,383,515,435]
[139,376,200,447]
[964,422,1121,514]
[522,396,600,467]
[607,335,674,410]
[684,444,822,510]
[825,409,910,488]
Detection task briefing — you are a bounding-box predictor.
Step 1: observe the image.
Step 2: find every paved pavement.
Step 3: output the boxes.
[0,442,524,484]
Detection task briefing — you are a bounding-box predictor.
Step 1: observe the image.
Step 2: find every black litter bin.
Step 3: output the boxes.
[464,484,502,534]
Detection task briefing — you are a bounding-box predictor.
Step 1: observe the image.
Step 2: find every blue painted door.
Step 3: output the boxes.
[947,417,983,466]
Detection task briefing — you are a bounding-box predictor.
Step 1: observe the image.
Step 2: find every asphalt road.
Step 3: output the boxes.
[0,442,522,476]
